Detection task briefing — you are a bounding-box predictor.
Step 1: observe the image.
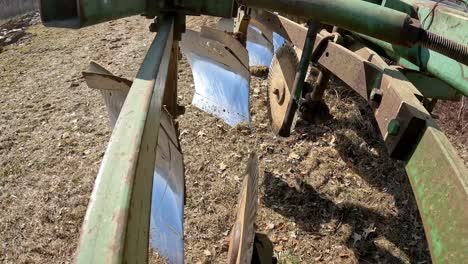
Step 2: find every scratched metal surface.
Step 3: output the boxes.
[217,18,286,67]
[181,28,251,126]
[180,20,287,126]
[187,52,250,126]
[247,25,285,66]
[150,113,185,264]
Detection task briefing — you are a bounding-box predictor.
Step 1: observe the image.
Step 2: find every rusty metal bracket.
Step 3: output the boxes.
[374,67,430,159]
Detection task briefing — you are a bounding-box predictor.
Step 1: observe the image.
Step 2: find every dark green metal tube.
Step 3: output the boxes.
[279,20,319,137]
[40,0,236,28]
[41,0,146,28]
[358,34,468,97]
[241,0,415,46]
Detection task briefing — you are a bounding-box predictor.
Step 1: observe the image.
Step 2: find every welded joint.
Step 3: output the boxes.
[374,67,430,160]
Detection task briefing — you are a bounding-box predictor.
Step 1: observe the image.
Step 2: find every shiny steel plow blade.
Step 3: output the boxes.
[217,18,285,67]
[181,29,251,126]
[150,112,184,264]
[82,62,133,127]
[83,62,185,263]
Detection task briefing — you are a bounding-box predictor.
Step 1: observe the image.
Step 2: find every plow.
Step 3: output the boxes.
[39,0,468,263]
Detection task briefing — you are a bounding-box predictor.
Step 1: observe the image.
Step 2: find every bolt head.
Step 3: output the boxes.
[387,119,401,136]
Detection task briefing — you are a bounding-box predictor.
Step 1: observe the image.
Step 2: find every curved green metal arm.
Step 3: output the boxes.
[405,123,468,263]
[75,16,174,264]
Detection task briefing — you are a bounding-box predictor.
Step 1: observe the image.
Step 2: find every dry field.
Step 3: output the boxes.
[1,13,466,264]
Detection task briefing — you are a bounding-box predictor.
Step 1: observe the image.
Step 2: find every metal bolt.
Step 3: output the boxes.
[387,119,400,136]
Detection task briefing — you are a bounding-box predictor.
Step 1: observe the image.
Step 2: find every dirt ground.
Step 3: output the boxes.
[0,13,466,264]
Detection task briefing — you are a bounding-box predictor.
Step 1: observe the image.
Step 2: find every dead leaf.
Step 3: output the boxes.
[276,222,285,230]
[362,223,376,239]
[290,231,297,239]
[220,236,230,252]
[274,245,283,252]
[339,252,350,258]
[203,249,211,256]
[288,152,300,160]
[180,129,188,137]
[219,162,227,171]
[267,223,275,230]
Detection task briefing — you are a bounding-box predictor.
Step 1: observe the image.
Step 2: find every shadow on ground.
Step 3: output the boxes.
[264,82,430,263]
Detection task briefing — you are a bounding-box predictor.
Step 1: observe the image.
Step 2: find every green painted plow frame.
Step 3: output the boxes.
[75,16,175,263]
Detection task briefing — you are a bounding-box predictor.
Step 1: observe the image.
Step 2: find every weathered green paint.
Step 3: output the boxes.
[356,1,468,96]
[75,16,174,263]
[380,0,418,17]
[405,123,468,263]
[175,0,235,18]
[243,0,414,46]
[358,34,468,97]
[415,4,468,97]
[404,71,461,100]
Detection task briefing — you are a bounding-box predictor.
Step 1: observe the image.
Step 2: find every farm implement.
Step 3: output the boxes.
[40,0,468,263]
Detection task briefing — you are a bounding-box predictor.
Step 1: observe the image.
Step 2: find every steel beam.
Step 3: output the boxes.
[75,16,174,264]
[405,123,468,263]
